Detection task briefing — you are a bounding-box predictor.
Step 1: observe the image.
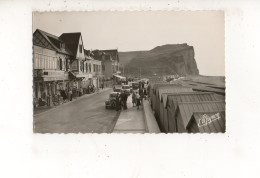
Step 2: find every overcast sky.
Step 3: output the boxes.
[33,11,224,76]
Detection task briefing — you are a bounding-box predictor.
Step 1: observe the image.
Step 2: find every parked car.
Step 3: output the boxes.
[113,88,122,93]
[122,85,131,95]
[105,92,119,109]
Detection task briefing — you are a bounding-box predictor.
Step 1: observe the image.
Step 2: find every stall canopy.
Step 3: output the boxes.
[187,111,225,133]
[175,101,225,133]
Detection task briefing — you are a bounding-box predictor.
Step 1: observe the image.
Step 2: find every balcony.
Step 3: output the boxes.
[33,69,69,81]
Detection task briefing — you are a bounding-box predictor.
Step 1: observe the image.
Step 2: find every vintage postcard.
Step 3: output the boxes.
[32,11,225,134]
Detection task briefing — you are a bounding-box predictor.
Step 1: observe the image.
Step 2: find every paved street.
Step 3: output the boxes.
[34,88,119,133]
[113,96,146,133]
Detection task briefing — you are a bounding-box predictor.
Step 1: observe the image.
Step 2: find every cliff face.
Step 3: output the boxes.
[121,44,199,76]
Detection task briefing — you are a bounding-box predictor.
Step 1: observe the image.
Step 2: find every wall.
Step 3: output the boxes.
[76,36,85,60]
[33,45,57,70]
[104,60,113,79]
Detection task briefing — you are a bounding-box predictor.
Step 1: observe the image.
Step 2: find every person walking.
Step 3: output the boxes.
[139,88,143,104]
[132,91,136,107]
[96,86,99,94]
[69,89,72,101]
[120,91,124,109]
[124,91,128,110]
[143,88,147,100]
[136,92,141,110]
[115,93,121,111]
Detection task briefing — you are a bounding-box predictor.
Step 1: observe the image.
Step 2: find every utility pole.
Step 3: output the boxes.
[139,67,141,78]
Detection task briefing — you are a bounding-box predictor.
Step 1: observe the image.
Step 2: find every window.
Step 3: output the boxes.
[34,54,38,69]
[89,64,91,72]
[59,58,62,70]
[79,44,82,53]
[60,43,65,49]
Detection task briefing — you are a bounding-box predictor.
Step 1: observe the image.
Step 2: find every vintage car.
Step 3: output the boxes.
[122,85,131,95]
[113,88,122,93]
[105,92,120,109]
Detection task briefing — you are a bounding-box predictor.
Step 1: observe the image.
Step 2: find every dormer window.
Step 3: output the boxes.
[60,43,65,49]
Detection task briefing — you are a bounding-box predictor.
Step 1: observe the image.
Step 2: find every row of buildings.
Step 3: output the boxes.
[33,29,120,101]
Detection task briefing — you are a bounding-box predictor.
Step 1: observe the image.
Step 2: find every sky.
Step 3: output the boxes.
[33,11,225,76]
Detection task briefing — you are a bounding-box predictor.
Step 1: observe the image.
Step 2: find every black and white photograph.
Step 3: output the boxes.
[2,0,260,178]
[33,11,225,133]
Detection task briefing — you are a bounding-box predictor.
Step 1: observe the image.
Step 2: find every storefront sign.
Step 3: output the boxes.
[198,113,221,127]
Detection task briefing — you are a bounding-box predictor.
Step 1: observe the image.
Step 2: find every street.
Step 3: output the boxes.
[34,88,119,133]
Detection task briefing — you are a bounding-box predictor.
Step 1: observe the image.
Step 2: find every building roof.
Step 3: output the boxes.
[156,86,193,101]
[34,29,72,55]
[188,111,225,133]
[100,49,119,61]
[149,81,167,88]
[59,32,82,57]
[153,84,186,94]
[165,92,219,108]
[176,101,226,129]
[151,83,170,90]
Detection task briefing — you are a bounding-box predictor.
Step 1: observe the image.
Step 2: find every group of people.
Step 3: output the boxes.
[114,83,149,111]
[131,91,141,109]
[115,91,128,111]
[132,87,148,109]
[34,83,105,108]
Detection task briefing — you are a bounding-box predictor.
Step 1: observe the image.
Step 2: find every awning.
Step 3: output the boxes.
[113,74,126,80]
[69,71,77,79]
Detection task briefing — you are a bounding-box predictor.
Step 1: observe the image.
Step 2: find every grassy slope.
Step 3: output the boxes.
[118,51,147,66]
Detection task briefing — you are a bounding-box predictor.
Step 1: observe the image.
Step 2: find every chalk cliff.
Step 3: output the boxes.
[119,44,199,76]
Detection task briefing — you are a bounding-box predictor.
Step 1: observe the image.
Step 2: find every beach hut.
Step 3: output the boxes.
[147,81,166,101]
[187,111,225,133]
[150,83,174,110]
[165,92,221,133]
[154,86,193,130]
[174,101,225,133]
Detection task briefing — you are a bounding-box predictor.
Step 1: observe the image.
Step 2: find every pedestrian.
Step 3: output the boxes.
[96,86,99,94]
[147,84,151,97]
[136,92,141,109]
[101,83,104,90]
[124,91,128,109]
[47,93,51,106]
[115,93,121,111]
[80,87,83,96]
[132,91,136,107]
[143,88,147,100]
[120,91,125,109]
[69,89,72,101]
[139,88,143,103]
